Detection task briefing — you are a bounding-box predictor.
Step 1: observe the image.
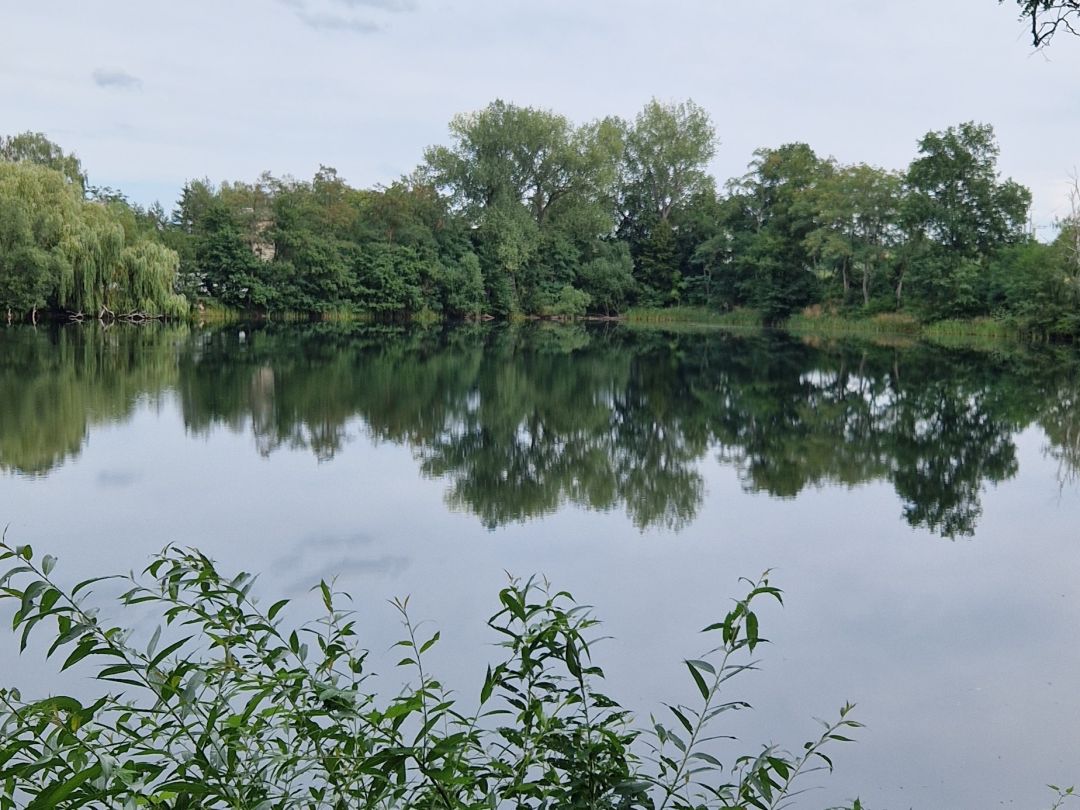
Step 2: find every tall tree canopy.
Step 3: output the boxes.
[424,100,623,227]
[805,163,904,306]
[423,100,628,314]
[0,161,187,319]
[717,143,829,322]
[620,99,717,226]
[905,122,1030,259]
[0,132,87,192]
[902,122,1031,318]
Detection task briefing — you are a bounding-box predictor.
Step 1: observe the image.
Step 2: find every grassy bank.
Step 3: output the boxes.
[624,306,764,327]
[786,310,1037,345]
[784,311,922,336]
[625,306,1045,344]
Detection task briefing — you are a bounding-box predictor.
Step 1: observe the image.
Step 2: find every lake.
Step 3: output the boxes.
[1,322,1078,809]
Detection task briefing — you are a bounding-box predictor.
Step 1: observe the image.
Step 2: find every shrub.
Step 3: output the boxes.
[0,537,863,809]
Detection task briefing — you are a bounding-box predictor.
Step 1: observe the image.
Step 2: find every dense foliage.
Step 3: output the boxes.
[1,104,1077,334]
[0,154,188,322]
[0,539,864,808]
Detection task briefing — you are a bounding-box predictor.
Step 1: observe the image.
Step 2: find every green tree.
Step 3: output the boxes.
[985,240,1079,334]
[0,162,81,319]
[424,100,622,227]
[636,219,682,305]
[0,196,55,321]
[195,202,269,308]
[620,99,716,225]
[0,160,186,319]
[723,143,829,322]
[577,241,636,314]
[0,131,87,191]
[424,101,624,314]
[903,122,1031,318]
[805,163,904,307]
[442,252,485,317]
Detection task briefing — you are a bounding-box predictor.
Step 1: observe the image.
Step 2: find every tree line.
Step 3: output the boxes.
[2,103,1079,333]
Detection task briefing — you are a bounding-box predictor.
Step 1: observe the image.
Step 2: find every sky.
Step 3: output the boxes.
[3,0,1079,231]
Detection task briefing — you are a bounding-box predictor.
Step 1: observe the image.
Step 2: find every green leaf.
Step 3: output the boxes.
[71,575,121,598]
[149,636,193,669]
[319,581,333,612]
[268,599,289,621]
[690,751,723,767]
[26,695,83,715]
[25,764,100,809]
[499,589,526,621]
[746,611,759,651]
[384,699,419,719]
[686,660,710,700]
[61,640,97,671]
[147,625,162,659]
[686,658,715,675]
[419,631,440,654]
[668,704,694,734]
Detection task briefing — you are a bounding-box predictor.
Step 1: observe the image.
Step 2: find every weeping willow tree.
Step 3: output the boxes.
[0,196,58,321]
[0,162,80,320]
[117,241,189,317]
[56,202,125,316]
[56,193,189,318]
[0,161,188,319]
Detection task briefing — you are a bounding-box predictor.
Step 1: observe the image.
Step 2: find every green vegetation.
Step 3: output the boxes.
[784,311,920,337]
[2,108,1078,337]
[0,138,188,322]
[0,538,864,809]
[624,306,763,327]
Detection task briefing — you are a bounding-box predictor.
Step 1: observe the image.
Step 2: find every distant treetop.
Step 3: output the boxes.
[0,131,87,191]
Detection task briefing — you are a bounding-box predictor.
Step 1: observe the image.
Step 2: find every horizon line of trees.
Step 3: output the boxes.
[2,102,1080,334]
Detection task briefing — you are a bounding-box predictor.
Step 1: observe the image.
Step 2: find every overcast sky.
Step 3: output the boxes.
[3,0,1079,230]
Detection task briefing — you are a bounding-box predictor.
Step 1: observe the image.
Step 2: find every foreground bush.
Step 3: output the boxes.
[0,537,865,808]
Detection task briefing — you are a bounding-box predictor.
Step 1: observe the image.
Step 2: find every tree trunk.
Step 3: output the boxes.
[862,262,870,307]
[31,307,37,325]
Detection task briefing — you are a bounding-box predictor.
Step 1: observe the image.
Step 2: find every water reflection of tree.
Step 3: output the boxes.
[164,324,1080,536]
[6,322,1080,538]
[688,338,1035,537]
[1038,386,1080,488]
[416,328,704,529]
[0,326,183,476]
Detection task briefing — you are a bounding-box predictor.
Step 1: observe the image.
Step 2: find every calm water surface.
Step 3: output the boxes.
[2,322,1079,809]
